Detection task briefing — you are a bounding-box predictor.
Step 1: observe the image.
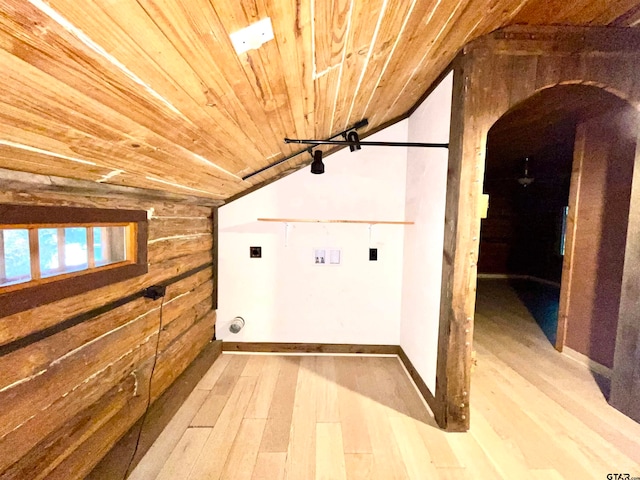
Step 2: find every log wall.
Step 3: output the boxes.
[0,184,217,479]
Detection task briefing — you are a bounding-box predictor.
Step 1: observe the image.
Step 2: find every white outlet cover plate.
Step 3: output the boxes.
[230,17,275,54]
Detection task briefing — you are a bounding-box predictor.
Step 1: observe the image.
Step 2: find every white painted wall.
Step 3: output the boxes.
[217,122,408,344]
[218,74,454,388]
[400,73,453,392]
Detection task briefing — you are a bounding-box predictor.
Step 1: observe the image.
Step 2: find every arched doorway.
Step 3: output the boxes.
[477,84,639,389]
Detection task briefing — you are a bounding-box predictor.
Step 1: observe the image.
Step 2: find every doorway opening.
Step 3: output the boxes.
[477,84,639,396]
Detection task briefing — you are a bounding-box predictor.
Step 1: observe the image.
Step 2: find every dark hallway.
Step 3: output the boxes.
[478,85,639,370]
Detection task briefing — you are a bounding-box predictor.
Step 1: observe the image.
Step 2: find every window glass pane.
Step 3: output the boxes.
[94,227,103,263]
[1,229,31,286]
[39,228,89,278]
[64,227,88,271]
[2,223,133,288]
[94,226,127,266]
[560,206,569,256]
[39,228,60,277]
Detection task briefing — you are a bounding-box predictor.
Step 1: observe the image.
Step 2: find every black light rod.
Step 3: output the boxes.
[284,139,449,148]
[242,119,370,181]
[242,148,307,181]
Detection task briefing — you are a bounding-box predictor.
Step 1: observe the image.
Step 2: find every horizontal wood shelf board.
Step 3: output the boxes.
[257,218,414,225]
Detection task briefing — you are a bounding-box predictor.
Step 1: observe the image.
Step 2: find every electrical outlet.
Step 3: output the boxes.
[250,246,262,258]
[143,285,166,300]
[369,248,378,261]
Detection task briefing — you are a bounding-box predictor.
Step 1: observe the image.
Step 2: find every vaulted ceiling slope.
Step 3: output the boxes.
[0,0,638,202]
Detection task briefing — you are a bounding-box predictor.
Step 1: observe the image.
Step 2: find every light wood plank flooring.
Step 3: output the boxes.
[131,280,640,479]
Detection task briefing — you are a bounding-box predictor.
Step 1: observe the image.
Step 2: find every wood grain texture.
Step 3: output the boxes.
[315,423,347,480]
[0,187,218,479]
[91,340,222,480]
[0,2,638,200]
[136,342,640,480]
[259,356,300,453]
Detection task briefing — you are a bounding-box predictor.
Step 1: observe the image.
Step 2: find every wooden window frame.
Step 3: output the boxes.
[0,204,148,317]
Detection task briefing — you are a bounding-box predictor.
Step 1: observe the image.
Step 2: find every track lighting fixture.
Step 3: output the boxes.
[346,131,361,152]
[310,149,324,174]
[242,117,450,181]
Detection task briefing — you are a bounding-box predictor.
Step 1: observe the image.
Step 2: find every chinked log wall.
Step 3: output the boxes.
[0,185,217,479]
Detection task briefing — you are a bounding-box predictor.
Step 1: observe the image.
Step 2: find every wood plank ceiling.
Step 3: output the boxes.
[0,0,638,202]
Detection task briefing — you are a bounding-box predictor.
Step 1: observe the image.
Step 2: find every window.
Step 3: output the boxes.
[1,224,133,288]
[0,204,148,317]
[559,206,569,256]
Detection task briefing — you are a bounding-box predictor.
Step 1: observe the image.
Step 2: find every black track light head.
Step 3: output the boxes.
[310,149,324,174]
[347,131,361,152]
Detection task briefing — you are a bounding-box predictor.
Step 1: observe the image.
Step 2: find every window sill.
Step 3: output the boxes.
[0,262,148,317]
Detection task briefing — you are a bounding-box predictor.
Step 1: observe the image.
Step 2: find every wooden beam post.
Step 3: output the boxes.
[434,57,480,431]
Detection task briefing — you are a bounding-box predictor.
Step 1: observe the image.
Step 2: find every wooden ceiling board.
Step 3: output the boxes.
[512,0,640,25]
[0,0,638,202]
[45,0,273,168]
[0,1,251,194]
[134,0,287,156]
[361,0,458,129]
[312,0,349,137]
[212,1,300,153]
[269,0,315,140]
[346,0,419,129]
[368,0,523,127]
[0,53,238,195]
[11,1,250,170]
[72,1,268,169]
[0,144,116,181]
[331,0,385,133]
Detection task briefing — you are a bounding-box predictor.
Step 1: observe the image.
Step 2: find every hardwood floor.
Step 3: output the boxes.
[130,279,640,479]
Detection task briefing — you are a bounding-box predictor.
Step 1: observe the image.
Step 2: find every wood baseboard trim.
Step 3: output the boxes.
[222,342,399,355]
[562,346,613,379]
[87,340,223,479]
[397,347,441,427]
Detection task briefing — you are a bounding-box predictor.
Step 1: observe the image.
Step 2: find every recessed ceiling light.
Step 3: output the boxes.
[230,17,274,55]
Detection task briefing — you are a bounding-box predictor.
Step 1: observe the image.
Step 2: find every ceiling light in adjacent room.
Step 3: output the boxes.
[517,156,535,187]
[230,17,274,54]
